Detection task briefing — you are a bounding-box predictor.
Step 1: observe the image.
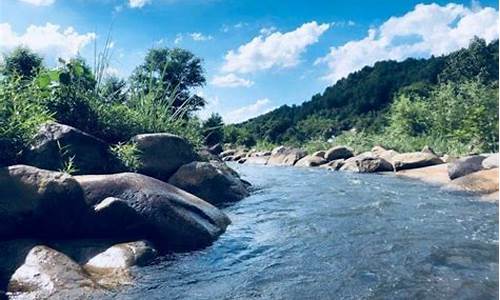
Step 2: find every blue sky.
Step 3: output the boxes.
[0,0,498,123]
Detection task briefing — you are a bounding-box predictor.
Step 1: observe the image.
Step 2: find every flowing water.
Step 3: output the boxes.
[117,164,498,300]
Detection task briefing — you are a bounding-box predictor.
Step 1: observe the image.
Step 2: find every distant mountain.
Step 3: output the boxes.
[230,38,498,145]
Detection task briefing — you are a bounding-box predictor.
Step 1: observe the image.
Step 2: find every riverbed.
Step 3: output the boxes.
[117,164,498,299]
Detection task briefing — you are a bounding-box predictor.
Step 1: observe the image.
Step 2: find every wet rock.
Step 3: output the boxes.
[131,133,197,181]
[23,122,123,175]
[324,146,354,161]
[448,155,486,180]
[7,246,107,299]
[482,153,499,169]
[319,159,345,171]
[340,153,393,173]
[267,148,307,166]
[294,155,327,167]
[0,165,88,239]
[169,161,250,205]
[85,240,157,269]
[75,172,230,250]
[392,152,443,171]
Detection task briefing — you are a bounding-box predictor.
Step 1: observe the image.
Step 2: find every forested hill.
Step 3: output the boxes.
[227,38,499,146]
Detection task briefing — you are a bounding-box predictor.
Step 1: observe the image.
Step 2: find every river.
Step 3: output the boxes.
[117,163,498,299]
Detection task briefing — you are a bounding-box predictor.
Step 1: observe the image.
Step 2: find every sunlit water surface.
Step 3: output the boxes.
[115,164,498,300]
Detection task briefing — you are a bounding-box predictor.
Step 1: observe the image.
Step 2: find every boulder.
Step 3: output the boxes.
[245,156,270,165]
[168,161,250,205]
[0,165,88,239]
[271,146,286,156]
[446,168,499,195]
[197,148,221,163]
[312,151,326,158]
[131,133,197,181]
[89,197,146,236]
[340,153,393,173]
[324,146,354,161]
[319,159,345,171]
[482,153,499,169]
[219,149,237,158]
[8,246,107,299]
[371,146,399,162]
[23,122,122,175]
[75,172,230,250]
[267,148,307,166]
[392,152,444,171]
[208,144,223,155]
[447,155,486,180]
[85,240,157,269]
[294,155,327,167]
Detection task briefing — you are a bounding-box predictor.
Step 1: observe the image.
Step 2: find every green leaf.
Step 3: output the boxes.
[36,74,51,88]
[59,72,71,85]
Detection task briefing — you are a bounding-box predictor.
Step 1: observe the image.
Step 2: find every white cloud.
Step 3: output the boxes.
[18,0,54,6]
[259,26,277,36]
[211,73,254,88]
[224,98,275,124]
[103,67,121,77]
[189,32,213,41]
[129,0,151,8]
[221,21,330,74]
[316,3,499,83]
[174,34,183,44]
[0,22,96,64]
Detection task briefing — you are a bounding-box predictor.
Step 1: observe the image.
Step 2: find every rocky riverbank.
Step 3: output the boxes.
[0,122,251,299]
[221,144,499,200]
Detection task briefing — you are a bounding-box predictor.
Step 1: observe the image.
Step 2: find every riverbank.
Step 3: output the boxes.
[220,144,499,201]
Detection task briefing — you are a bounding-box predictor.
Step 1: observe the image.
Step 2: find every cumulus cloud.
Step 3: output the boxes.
[0,22,96,64]
[224,98,275,124]
[211,73,254,88]
[18,0,54,6]
[221,21,330,74]
[129,0,151,8]
[316,3,499,83]
[189,32,213,41]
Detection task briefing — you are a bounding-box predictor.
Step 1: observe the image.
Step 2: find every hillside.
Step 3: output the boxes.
[227,38,499,148]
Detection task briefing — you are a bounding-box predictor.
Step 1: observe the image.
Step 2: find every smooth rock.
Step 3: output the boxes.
[294,155,327,167]
[168,161,250,205]
[371,146,399,162]
[7,246,107,299]
[75,172,230,250]
[312,151,326,158]
[271,146,286,156]
[219,149,237,158]
[482,153,499,169]
[267,148,307,166]
[23,122,122,175]
[245,156,269,165]
[131,133,197,181]
[324,146,354,161]
[392,152,443,171]
[340,153,393,173]
[85,240,157,269]
[448,155,486,180]
[319,159,345,171]
[0,165,88,239]
[446,168,499,195]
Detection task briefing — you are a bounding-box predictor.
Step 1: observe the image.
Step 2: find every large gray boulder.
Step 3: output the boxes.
[482,153,499,169]
[75,172,230,250]
[392,152,444,171]
[245,156,270,165]
[448,155,486,180]
[23,122,123,175]
[8,245,107,299]
[294,155,327,167]
[168,161,250,205]
[340,153,393,173]
[325,146,354,161]
[319,159,345,171]
[0,165,88,239]
[85,240,157,269]
[267,148,307,166]
[371,146,399,162]
[131,133,197,181]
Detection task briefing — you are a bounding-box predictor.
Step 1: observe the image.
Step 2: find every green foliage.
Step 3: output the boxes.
[99,76,128,104]
[111,142,142,172]
[1,47,43,79]
[56,141,79,175]
[202,113,224,146]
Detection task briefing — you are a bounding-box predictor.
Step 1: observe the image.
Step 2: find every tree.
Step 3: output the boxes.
[202,113,224,146]
[1,47,43,79]
[100,76,128,104]
[130,47,206,112]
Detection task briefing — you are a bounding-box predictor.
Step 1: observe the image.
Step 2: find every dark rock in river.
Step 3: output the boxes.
[23,122,123,175]
[0,165,88,239]
[169,161,250,205]
[131,133,198,181]
[448,155,486,180]
[392,152,443,171]
[267,147,306,166]
[340,153,393,173]
[75,172,230,250]
[324,146,354,161]
[294,155,327,167]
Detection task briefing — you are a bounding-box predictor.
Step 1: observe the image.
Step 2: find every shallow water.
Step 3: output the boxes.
[117,164,498,300]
